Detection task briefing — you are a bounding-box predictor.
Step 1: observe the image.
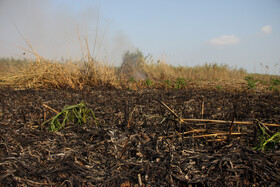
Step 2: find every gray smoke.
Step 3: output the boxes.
[0,0,135,65]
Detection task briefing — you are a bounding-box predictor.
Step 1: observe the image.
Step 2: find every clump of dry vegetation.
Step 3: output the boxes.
[0,57,116,89]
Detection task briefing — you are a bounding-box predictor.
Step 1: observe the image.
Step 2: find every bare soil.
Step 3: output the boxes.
[0,88,280,186]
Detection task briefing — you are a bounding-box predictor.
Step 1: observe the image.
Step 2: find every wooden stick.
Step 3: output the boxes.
[201,98,204,118]
[207,139,226,142]
[159,101,180,119]
[228,104,237,142]
[138,174,143,186]
[43,107,46,121]
[227,119,234,142]
[43,104,59,114]
[127,105,137,129]
[158,129,206,140]
[184,132,245,139]
[120,136,130,159]
[159,100,193,130]
[157,100,279,128]
[181,118,280,127]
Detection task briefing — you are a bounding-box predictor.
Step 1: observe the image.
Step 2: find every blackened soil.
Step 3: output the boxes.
[0,88,280,186]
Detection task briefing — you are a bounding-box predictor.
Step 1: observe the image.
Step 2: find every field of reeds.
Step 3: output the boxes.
[0,50,279,91]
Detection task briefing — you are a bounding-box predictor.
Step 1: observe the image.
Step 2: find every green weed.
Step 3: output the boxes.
[254,122,280,151]
[144,78,153,87]
[129,76,136,83]
[174,78,187,89]
[49,102,100,132]
[216,85,222,90]
[244,76,257,89]
[268,85,279,93]
[164,80,172,88]
[271,79,280,86]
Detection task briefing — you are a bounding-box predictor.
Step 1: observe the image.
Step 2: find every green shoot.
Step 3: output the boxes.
[49,101,100,132]
[174,78,187,89]
[254,122,280,151]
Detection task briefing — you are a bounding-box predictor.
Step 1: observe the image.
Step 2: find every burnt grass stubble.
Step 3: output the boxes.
[0,88,280,186]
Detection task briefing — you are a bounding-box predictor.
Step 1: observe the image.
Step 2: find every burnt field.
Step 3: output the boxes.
[0,88,280,186]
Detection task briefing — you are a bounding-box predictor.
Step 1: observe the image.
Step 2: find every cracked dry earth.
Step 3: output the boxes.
[0,88,280,186]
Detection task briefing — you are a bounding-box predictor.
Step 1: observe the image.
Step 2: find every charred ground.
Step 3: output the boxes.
[0,88,280,186]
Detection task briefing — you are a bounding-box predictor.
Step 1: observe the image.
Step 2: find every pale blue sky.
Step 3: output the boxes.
[0,0,280,74]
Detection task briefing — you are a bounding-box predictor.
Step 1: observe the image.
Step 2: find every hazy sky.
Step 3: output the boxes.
[0,0,280,74]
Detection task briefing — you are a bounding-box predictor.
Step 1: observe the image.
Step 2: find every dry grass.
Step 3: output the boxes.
[247,73,280,83]
[142,62,247,81]
[0,58,116,89]
[0,56,279,91]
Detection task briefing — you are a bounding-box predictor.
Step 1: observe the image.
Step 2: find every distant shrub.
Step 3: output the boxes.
[175,78,187,89]
[164,80,172,88]
[216,85,222,90]
[245,76,257,89]
[271,79,280,86]
[144,78,153,87]
[268,85,279,93]
[129,76,136,83]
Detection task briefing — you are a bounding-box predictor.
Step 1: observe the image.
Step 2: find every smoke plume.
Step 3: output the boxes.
[0,0,135,65]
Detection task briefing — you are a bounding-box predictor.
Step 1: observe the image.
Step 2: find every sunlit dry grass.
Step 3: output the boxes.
[0,58,116,89]
[0,56,279,91]
[142,61,247,81]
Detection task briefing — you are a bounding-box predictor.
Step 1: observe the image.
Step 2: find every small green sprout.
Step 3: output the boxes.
[144,78,153,87]
[49,102,100,132]
[174,78,187,89]
[254,122,280,151]
[216,85,222,90]
[244,76,257,89]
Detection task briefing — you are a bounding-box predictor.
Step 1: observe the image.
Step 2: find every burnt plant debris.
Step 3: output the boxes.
[0,88,280,186]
